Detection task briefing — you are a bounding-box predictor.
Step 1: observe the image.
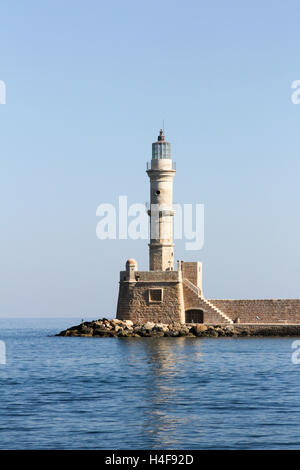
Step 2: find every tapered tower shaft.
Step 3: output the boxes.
[147,129,176,271]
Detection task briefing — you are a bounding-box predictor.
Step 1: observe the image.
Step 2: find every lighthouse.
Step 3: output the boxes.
[117,128,208,325]
[147,129,176,271]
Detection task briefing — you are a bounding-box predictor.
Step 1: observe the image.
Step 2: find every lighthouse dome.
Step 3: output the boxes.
[126,259,138,268]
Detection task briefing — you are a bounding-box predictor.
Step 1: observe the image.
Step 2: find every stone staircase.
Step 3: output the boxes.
[183,278,234,324]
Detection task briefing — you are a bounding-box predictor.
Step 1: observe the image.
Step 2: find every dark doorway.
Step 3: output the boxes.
[185,309,204,323]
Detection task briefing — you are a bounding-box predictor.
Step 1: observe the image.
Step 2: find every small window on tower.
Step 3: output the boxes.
[148,288,163,303]
[156,190,160,195]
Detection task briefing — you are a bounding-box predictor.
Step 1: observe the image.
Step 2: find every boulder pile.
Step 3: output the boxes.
[56,318,240,338]
[56,318,300,337]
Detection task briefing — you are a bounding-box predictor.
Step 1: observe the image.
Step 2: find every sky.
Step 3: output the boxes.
[0,0,300,317]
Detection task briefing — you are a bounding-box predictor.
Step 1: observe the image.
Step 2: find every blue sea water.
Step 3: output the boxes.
[0,317,300,450]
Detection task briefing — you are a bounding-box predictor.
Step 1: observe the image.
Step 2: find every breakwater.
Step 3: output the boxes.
[56,318,300,337]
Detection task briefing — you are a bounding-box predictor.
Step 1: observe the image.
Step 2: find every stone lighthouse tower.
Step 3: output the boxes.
[117,128,208,325]
[147,129,176,271]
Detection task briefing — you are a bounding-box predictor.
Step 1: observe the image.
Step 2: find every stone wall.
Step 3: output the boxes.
[182,285,300,324]
[209,299,300,324]
[181,262,202,295]
[117,268,300,325]
[134,271,180,282]
[183,285,228,324]
[117,280,184,324]
[119,270,180,282]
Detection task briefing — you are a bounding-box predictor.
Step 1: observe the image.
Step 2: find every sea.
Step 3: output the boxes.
[0,317,300,450]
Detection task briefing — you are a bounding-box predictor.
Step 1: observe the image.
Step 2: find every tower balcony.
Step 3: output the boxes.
[146,160,176,171]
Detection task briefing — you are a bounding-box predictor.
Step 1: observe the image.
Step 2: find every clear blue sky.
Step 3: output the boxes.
[1,0,299,317]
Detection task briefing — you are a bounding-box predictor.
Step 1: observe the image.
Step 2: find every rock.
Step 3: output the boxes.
[190,324,207,336]
[111,324,122,332]
[123,325,134,332]
[163,331,172,337]
[206,329,219,337]
[80,325,93,335]
[67,329,79,336]
[93,328,110,336]
[143,322,155,330]
[178,326,189,336]
[153,323,169,333]
[151,331,165,337]
[169,330,180,337]
[215,328,226,336]
[223,326,234,336]
[139,329,153,337]
[117,330,131,337]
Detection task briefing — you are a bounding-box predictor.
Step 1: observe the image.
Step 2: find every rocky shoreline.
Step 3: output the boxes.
[56,318,300,338]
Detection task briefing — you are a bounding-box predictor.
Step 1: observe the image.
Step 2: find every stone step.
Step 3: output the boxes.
[201,297,234,324]
[183,278,234,324]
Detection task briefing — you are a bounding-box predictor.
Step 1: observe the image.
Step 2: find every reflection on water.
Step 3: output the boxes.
[117,338,203,448]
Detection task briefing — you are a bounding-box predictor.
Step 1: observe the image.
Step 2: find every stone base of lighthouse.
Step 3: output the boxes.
[117,259,300,325]
[116,260,206,325]
[117,270,184,324]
